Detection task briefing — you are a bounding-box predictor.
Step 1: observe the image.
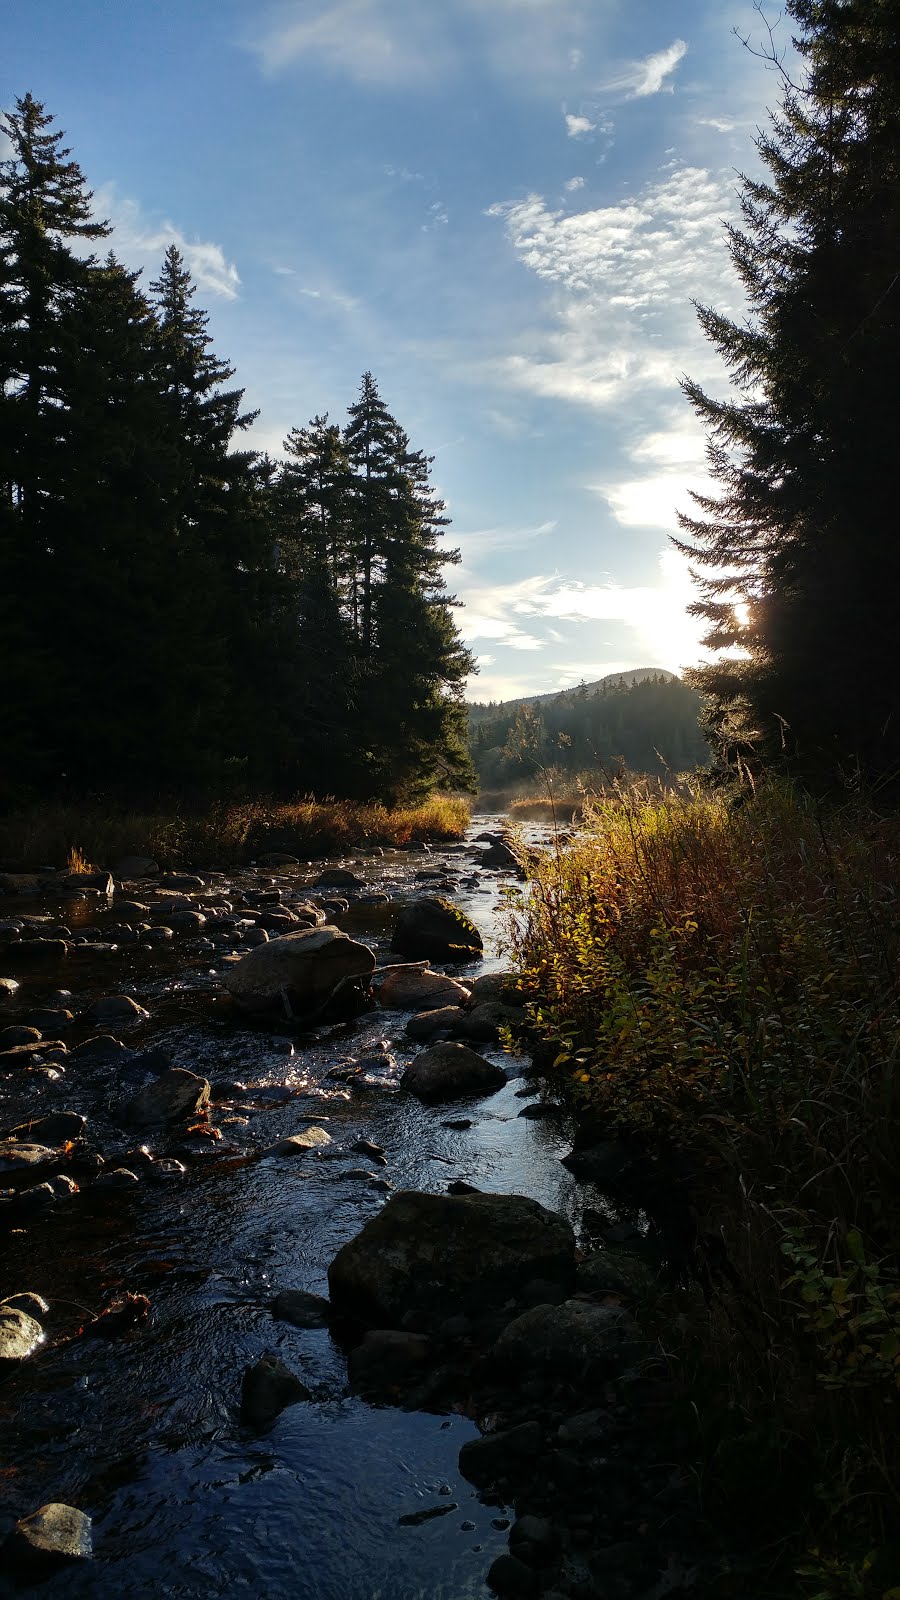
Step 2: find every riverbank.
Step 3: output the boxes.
[509,783,900,1598]
[0,795,471,873]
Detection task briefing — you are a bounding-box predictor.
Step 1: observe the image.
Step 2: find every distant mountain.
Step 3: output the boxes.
[469,667,676,713]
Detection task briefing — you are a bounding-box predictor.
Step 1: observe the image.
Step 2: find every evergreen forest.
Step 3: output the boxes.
[468,672,709,792]
[0,95,475,809]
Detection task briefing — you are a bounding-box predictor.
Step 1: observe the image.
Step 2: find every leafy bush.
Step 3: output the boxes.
[511,780,900,1593]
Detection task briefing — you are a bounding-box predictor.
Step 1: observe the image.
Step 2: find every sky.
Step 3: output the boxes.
[4,0,791,702]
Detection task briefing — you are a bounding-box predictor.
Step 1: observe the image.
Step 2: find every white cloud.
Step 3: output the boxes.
[486,162,740,410]
[595,37,688,101]
[630,38,688,97]
[565,113,595,138]
[249,0,437,83]
[565,175,585,191]
[697,116,736,133]
[96,188,240,299]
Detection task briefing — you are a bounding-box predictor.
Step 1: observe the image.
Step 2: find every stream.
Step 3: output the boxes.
[0,818,619,1600]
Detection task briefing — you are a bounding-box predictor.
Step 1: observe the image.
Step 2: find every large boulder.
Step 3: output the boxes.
[328,1189,576,1326]
[122,1068,210,1128]
[86,995,149,1027]
[390,898,482,963]
[59,870,114,896]
[453,1002,524,1043]
[400,1041,505,1104]
[223,925,375,1016]
[377,965,471,1011]
[491,1300,643,1385]
[314,868,366,888]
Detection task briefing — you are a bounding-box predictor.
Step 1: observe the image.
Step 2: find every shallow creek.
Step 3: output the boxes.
[0,818,626,1599]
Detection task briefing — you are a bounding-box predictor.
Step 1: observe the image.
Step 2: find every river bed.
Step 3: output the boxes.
[0,819,614,1599]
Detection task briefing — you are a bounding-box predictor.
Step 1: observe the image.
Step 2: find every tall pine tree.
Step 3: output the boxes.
[676,0,900,789]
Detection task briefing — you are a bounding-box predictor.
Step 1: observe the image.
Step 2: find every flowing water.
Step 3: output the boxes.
[0,820,608,1599]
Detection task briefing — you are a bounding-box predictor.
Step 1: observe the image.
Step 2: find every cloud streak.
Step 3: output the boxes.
[97,188,240,299]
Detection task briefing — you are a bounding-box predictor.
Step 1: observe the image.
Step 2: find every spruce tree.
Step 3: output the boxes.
[676,0,900,788]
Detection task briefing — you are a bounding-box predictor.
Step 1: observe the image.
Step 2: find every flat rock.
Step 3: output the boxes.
[5,939,68,967]
[458,1421,543,1489]
[159,873,205,891]
[71,1034,127,1062]
[0,1306,45,1360]
[272,1289,332,1328]
[390,897,482,963]
[9,1503,92,1567]
[241,1353,310,1426]
[113,856,159,878]
[0,1025,41,1046]
[122,1068,210,1128]
[263,1126,332,1157]
[24,1007,74,1031]
[378,966,471,1011]
[4,1111,85,1145]
[404,1007,464,1040]
[223,925,375,1017]
[347,1329,433,1397]
[87,994,149,1026]
[491,1300,642,1383]
[400,1041,505,1104]
[453,1001,523,1042]
[0,1142,59,1173]
[328,1189,576,1326]
[258,853,300,867]
[314,868,366,888]
[0,1039,67,1067]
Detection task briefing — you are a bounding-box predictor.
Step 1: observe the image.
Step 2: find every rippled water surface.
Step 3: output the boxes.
[0,821,598,1598]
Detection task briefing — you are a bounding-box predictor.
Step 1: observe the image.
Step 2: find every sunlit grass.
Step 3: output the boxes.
[0,794,470,869]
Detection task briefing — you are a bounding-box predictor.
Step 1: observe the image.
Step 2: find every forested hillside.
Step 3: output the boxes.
[0,96,474,808]
[469,671,708,790]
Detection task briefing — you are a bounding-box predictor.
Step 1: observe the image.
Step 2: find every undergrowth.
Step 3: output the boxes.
[511,780,900,1597]
[0,795,470,869]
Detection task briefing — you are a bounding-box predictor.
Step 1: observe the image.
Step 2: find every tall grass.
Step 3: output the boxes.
[512,780,900,1595]
[0,795,470,870]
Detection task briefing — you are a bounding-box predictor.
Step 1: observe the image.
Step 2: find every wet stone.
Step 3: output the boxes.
[0,1025,41,1046]
[272,1289,332,1328]
[0,1306,45,1360]
[241,1353,310,1426]
[122,1068,211,1128]
[8,1503,92,1568]
[93,1167,140,1190]
[263,1126,333,1157]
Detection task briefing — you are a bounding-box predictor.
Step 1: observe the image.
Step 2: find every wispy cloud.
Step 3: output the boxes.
[486,161,740,410]
[565,113,594,138]
[597,37,688,101]
[565,175,585,191]
[457,551,707,676]
[249,0,611,87]
[96,187,240,299]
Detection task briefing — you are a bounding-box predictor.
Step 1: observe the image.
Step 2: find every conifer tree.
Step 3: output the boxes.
[675,0,900,787]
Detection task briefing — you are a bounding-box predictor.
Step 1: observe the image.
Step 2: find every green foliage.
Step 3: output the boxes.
[511,780,900,1593]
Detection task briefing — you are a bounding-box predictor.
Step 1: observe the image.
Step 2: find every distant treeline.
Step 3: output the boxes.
[468,674,708,789]
[0,96,474,807]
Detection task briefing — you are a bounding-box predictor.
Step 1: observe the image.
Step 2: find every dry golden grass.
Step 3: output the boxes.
[0,794,470,869]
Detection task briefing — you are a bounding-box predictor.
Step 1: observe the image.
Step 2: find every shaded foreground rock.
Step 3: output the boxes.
[347,1329,433,1398]
[223,925,375,1016]
[328,1190,575,1326]
[492,1300,643,1386]
[458,1420,543,1489]
[272,1289,331,1328]
[122,1068,210,1128]
[241,1353,310,1426]
[400,1041,505,1103]
[390,897,483,962]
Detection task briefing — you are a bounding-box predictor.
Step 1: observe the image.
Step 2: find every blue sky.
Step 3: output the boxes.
[4,0,788,701]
